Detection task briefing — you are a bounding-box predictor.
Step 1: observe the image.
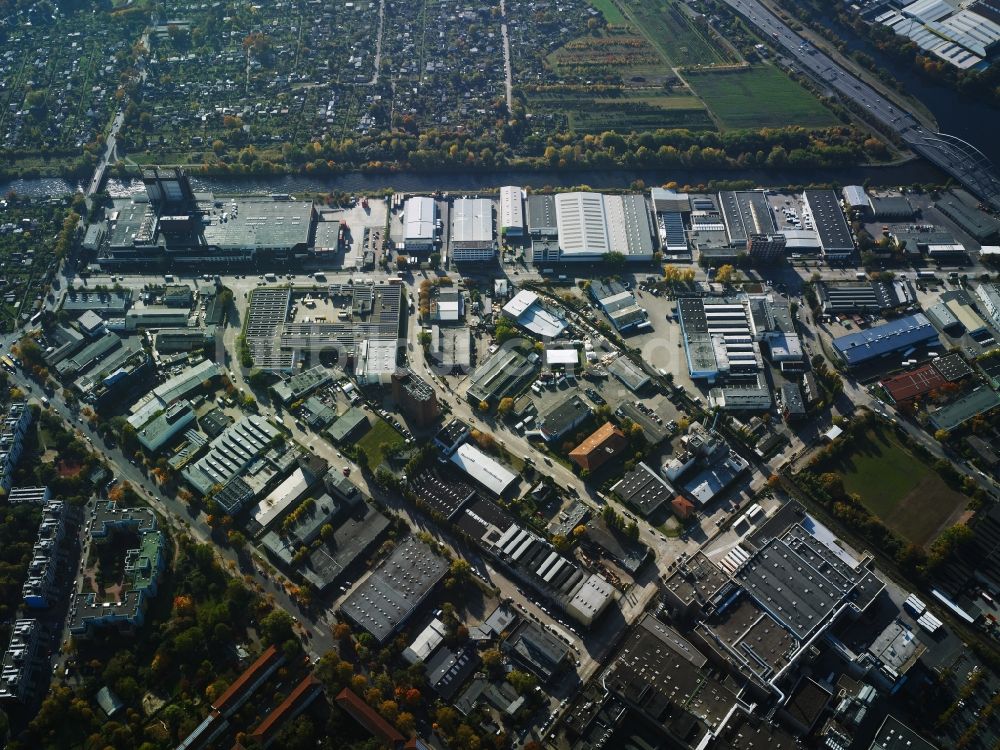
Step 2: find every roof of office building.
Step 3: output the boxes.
[568,422,628,471]
[62,289,132,315]
[153,359,222,405]
[502,619,569,680]
[136,400,196,452]
[718,190,776,244]
[272,365,332,404]
[339,536,449,642]
[252,467,316,531]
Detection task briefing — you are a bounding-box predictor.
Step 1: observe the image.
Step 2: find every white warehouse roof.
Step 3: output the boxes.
[556,192,610,257]
[404,196,436,241]
[451,198,493,246]
[499,186,524,233]
[449,443,517,496]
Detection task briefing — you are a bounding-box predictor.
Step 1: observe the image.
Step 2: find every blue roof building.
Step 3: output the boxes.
[832,313,938,367]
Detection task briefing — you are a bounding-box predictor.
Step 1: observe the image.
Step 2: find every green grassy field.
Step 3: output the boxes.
[820,427,968,547]
[684,65,837,129]
[527,89,714,132]
[588,0,629,26]
[620,0,734,67]
[356,419,405,469]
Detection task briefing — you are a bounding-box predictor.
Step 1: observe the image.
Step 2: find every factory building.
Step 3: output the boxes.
[832,313,939,368]
[99,169,316,267]
[450,198,495,263]
[403,196,438,253]
[553,192,655,262]
[718,190,777,249]
[803,190,855,260]
[499,186,524,237]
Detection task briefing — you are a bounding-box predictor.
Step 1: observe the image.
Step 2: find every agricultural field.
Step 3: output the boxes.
[618,0,737,68]
[588,0,630,27]
[818,426,969,547]
[525,87,713,132]
[684,65,838,129]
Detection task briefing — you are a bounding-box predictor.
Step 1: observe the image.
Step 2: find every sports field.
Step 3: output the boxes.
[819,427,968,547]
[684,65,837,129]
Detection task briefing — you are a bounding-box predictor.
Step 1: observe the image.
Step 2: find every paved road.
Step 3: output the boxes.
[86,109,124,198]
[723,0,1000,211]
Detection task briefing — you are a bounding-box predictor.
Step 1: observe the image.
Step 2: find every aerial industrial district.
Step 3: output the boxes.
[6,170,1000,750]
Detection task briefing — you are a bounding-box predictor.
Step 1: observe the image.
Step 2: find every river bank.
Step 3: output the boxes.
[0,160,947,199]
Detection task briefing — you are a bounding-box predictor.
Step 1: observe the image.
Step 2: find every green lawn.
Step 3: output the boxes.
[356,419,405,469]
[820,427,968,547]
[684,65,837,129]
[588,0,630,26]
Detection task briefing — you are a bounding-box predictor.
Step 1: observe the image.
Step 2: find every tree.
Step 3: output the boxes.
[934,429,949,442]
[397,711,416,735]
[448,558,472,585]
[497,397,514,416]
[572,524,587,537]
[625,521,640,541]
[260,609,295,644]
[603,251,626,268]
[227,530,247,550]
[715,264,739,285]
[508,669,537,694]
[478,400,490,412]
[435,706,460,734]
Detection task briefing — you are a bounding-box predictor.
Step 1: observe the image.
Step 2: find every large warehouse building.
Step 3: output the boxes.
[803,190,855,261]
[553,192,656,262]
[499,186,525,237]
[832,313,939,367]
[403,196,437,253]
[99,168,317,267]
[450,198,495,263]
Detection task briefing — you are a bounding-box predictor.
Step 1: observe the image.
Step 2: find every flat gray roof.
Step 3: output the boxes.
[338,536,449,643]
[202,198,313,250]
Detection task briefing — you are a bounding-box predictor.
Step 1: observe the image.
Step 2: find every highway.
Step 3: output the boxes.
[722,0,1000,211]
